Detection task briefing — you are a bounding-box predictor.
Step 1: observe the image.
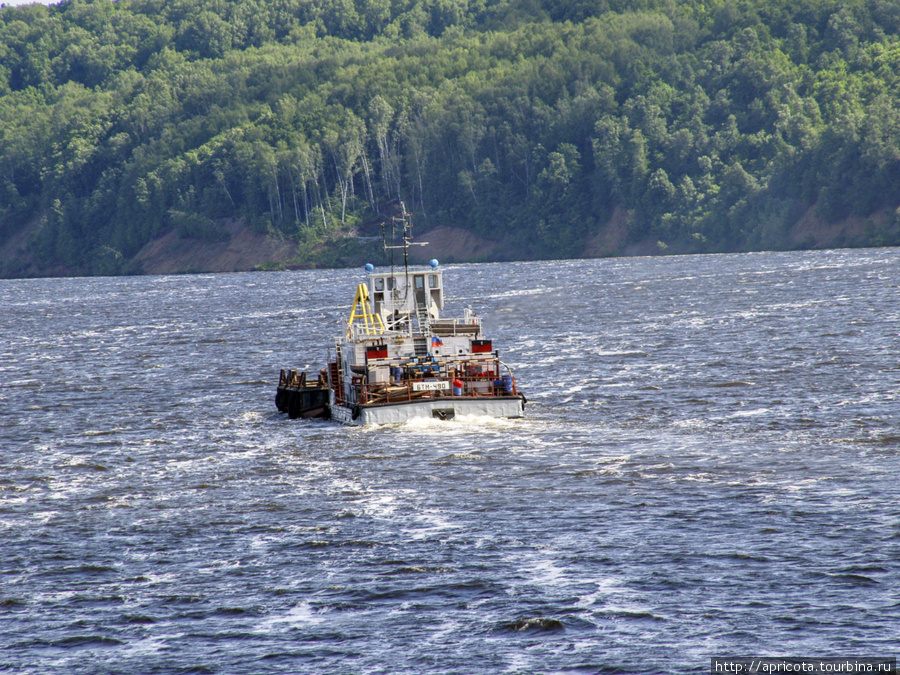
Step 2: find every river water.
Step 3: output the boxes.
[2,248,898,674]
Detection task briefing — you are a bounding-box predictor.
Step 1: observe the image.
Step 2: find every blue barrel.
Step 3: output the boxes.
[500,375,513,393]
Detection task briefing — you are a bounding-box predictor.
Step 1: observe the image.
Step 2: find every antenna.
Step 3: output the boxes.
[383,202,427,253]
[381,202,429,335]
[383,201,428,288]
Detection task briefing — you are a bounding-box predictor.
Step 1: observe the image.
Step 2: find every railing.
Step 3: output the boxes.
[356,373,518,405]
[281,368,331,389]
[429,318,481,336]
[280,369,309,388]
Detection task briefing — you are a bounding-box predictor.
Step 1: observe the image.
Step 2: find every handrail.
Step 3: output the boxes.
[356,372,516,405]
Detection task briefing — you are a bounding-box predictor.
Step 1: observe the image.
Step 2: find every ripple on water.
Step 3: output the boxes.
[2,250,900,673]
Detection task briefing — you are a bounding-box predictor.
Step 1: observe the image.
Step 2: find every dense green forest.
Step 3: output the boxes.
[2,0,900,277]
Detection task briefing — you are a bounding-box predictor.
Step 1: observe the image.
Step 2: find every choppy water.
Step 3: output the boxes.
[2,249,899,674]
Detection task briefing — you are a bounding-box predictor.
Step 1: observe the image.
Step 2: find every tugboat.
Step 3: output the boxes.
[275,206,525,425]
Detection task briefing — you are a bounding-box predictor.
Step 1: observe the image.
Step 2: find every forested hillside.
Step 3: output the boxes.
[2,0,900,277]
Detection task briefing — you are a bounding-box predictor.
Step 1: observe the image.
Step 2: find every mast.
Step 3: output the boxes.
[382,201,428,334]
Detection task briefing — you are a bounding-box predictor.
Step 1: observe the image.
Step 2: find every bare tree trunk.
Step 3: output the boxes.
[313,173,328,229]
[289,168,301,226]
[268,188,276,228]
[328,148,349,225]
[417,163,426,217]
[361,151,376,212]
[303,182,310,227]
[273,170,284,226]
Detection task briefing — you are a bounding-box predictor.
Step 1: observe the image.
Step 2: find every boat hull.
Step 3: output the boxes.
[330,395,525,426]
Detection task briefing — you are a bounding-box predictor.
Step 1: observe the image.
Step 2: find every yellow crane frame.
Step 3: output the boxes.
[346,283,385,338]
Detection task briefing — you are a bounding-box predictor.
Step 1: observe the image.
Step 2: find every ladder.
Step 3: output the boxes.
[415,303,429,332]
[329,361,342,404]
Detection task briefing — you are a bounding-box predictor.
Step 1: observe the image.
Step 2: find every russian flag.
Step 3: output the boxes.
[431,336,443,347]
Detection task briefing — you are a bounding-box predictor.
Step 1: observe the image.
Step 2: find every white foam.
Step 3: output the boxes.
[259,602,325,629]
